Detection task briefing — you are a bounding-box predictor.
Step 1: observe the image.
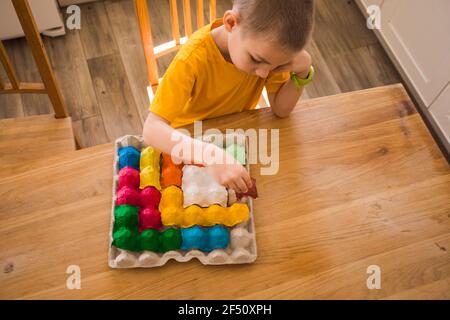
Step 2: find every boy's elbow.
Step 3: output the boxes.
[142,114,158,146]
[142,124,152,146]
[271,108,292,119]
[142,112,171,146]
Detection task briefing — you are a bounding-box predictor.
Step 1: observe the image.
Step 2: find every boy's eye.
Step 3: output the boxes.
[250,55,262,64]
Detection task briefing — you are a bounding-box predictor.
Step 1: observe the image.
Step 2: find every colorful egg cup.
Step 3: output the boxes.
[109,134,257,268]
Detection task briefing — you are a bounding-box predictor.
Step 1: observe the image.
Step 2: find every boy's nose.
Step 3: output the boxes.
[255,68,270,78]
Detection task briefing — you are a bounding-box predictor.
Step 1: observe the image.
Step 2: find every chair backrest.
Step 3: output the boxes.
[134,0,217,94]
[0,0,68,118]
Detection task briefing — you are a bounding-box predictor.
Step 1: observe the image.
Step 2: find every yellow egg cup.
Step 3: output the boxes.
[140,147,162,190]
[159,186,249,228]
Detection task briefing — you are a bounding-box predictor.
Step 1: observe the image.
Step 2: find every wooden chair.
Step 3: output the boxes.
[0,0,69,119]
[134,0,269,107]
[134,0,217,95]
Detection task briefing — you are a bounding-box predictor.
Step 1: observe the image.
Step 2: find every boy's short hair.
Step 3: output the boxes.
[233,0,315,51]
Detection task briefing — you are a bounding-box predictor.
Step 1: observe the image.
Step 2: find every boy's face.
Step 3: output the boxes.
[225,12,296,78]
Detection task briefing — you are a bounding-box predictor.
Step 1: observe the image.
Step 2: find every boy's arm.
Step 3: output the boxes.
[145,57,252,193]
[268,50,312,118]
[143,112,252,193]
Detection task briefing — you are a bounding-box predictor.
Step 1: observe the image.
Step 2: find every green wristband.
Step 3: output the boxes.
[290,65,314,88]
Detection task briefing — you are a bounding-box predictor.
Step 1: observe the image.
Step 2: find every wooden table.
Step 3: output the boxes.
[1,84,449,299]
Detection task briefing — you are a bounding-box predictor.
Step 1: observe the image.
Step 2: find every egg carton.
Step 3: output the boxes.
[108,134,257,268]
[182,165,229,208]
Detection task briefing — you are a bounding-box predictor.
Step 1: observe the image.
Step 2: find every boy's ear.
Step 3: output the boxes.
[223,10,240,32]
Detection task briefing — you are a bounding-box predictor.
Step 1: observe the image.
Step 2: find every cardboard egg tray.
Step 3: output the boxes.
[108,134,257,268]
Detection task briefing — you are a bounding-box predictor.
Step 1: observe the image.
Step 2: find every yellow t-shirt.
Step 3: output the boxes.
[150,19,290,128]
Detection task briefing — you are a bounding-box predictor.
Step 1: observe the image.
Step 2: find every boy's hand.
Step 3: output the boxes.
[206,152,253,193]
[269,49,312,118]
[290,49,312,78]
[272,49,312,76]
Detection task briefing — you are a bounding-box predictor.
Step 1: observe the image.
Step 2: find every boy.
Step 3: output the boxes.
[143,0,315,193]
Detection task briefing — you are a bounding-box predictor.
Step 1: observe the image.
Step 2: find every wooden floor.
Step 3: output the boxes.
[0,0,401,148]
